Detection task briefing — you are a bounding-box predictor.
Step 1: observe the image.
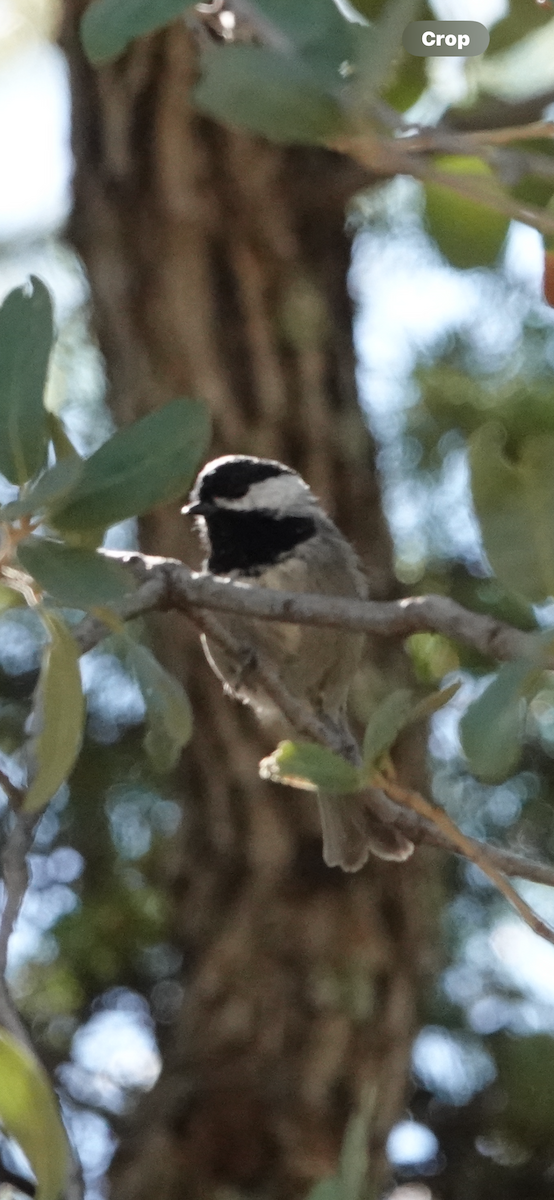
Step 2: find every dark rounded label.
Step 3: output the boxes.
[402,20,490,57]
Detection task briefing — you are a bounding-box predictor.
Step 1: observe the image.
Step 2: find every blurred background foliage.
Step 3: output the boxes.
[5,0,554,1199]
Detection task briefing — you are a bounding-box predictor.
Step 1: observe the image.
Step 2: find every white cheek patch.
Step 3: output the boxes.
[218,474,310,511]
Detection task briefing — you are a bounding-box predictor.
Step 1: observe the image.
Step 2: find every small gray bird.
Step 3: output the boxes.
[183,455,413,871]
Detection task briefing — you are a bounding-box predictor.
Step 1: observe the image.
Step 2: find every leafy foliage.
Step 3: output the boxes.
[460,657,540,784]
[0,277,53,485]
[126,641,193,772]
[1,457,83,522]
[77,0,554,285]
[194,45,349,145]
[260,740,362,793]
[23,613,85,813]
[424,158,510,270]
[362,687,414,770]
[306,1096,374,1200]
[0,278,208,829]
[50,396,210,533]
[0,1029,69,1200]
[17,540,134,610]
[470,425,554,604]
[80,0,194,65]
[247,0,358,88]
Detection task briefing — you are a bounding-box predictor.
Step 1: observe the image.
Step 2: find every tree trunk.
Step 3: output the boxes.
[60,10,435,1198]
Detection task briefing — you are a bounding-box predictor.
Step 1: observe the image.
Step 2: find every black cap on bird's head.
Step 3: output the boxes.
[182,455,306,517]
[182,456,317,575]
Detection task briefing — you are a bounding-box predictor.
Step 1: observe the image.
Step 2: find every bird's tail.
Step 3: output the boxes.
[317,791,414,872]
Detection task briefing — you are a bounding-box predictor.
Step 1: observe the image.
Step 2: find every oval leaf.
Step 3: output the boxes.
[126,642,193,772]
[194,45,349,145]
[0,457,83,522]
[424,158,509,269]
[412,680,461,720]
[0,277,53,485]
[306,1182,341,1200]
[0,583,25,614]
[17,538,133,610]
[249,0,356,87]
[81,0,194,64]
[0,1028,69,1200]
[24,612,85,812]
[260,740,361,793]
[362,688,414,771]
[470,424,554,603]
[460,657,540,784]
[51,396,210,533]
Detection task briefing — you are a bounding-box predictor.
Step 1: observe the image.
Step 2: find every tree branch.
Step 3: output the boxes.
[0,767,24,810]
[68,551,554,905]
[398,118,554,154]
[91,552,541,663]
[189,591,554,937]
[374,772,554,946]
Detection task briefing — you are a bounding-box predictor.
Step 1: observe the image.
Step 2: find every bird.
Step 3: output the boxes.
[183,454,414,871]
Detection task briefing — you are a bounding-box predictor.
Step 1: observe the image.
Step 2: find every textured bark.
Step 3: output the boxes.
[60,9,436,1198]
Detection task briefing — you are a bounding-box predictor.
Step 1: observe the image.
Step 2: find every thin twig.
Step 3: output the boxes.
[58,552,554,895]
[400,118,554,154]
[328,130,554,238]
[183,596,554,900]
[374,772,554,945]
[0,767,23,810]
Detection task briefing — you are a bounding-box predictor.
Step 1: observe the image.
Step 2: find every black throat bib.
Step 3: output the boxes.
[203,508,316,575]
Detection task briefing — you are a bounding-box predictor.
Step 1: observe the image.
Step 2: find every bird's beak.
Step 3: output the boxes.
[181,500,211,516]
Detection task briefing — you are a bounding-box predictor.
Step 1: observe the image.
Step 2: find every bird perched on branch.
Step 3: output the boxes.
[183,455,413,871]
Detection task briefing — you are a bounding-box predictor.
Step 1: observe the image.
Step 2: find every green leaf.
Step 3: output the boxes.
[424,158,510,269]
[460,656,541,783]
[493,1032,554,1148]
[0,583,25,613]
[407,632,460,683]
[0,1028,70,1200]
[194,45,349,145]
[412,680,461,720]
[81,0,194,64]
[304,1087,375,1200]
[337,1100,373,1200]
[259,740,361,793]
[511,167,554,211]
[350,0,430,15]
[0,276,53,485]
[354,0,423,101]
[17,538,134,610]
[305,1181,341,1200]
[487,0,552,55]
[362,688,414,770]
[446,565,538,634]
[0,457,83,522]
[470,424,554,603]
[126,642,193,772]
[23,612,85,813]
[250,0,356,87]
[51,396,210,533]
[385,46,427,112]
